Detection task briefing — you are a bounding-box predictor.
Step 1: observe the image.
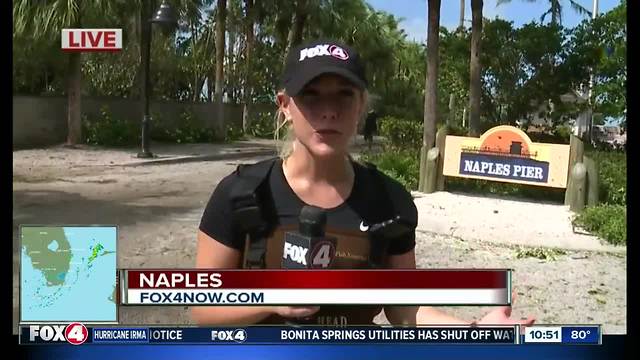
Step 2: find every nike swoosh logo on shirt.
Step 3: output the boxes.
[359,221,369,232]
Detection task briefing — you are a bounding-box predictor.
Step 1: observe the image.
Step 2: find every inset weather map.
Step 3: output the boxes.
[20,226,117,322]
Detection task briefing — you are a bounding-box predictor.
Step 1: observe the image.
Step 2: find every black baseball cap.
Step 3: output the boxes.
[280,40,368,96]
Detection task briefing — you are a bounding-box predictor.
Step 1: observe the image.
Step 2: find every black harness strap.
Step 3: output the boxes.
[229,158,278,269]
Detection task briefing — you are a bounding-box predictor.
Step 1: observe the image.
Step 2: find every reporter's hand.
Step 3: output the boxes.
[273,306,320,319]
[477,292,535,328]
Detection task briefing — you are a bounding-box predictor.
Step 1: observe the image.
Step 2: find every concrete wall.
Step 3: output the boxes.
[13,95,275,148]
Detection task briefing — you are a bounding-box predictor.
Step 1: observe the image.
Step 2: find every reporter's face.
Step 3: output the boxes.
[279,74,364,158]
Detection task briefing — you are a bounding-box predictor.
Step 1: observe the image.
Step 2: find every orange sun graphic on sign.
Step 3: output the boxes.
[480,128,531,156]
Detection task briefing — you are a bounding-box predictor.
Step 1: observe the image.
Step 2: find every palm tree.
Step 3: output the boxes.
[13,0,126,146]
[242,0,255,133]
[459,0,466,31]
[214,0,227,135]
[175,0,216,102]
[419,0,441,192]
[283,0,309,64]
[468,0,482,136]
[496,0,590,25]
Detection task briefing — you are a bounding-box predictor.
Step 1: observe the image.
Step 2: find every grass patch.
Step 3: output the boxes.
[574,204,626,245]
[515,246,567,261]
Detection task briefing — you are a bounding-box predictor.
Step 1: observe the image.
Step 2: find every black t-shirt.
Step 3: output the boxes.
[199,158,418,263]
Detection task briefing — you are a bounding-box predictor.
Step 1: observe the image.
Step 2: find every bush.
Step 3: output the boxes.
[573,150,626,246]
[248,111,276,139]
[586,150,626,205]
[360,149,419,190]
[224,125,245,142]
[378,116,423,150]
[83,106,138,147]
[527,129,571,144]
[574,204,626,245]
[151,109,219,144]
[445,178,566,202]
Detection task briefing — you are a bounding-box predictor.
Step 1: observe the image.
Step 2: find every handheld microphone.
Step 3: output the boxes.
[281,206,337,326]
[282,205,337,269]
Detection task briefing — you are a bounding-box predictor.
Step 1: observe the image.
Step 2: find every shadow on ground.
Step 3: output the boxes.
[13,190,193,229]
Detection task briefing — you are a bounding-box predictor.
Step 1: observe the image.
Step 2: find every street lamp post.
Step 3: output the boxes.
[138,0,178,158]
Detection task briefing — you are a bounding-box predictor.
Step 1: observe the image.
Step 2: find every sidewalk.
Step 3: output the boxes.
[411,191,625,254]
[12,135,383,169]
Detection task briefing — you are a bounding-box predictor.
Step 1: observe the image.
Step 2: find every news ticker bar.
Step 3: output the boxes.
[20,325,601,346]
[120,269,511,305]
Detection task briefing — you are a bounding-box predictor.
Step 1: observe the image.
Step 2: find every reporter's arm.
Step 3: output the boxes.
[190,230,275,325]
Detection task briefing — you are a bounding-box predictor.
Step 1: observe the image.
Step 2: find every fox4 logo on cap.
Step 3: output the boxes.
[283,242,308,266]
[29,323,88,345]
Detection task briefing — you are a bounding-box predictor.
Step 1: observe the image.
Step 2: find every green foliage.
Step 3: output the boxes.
[12,36,66,95]
[151,109,219,144]
[575,149,626,246]
[445,178,566,202]
[515,246,567,261]
[13,0,136,96]
[82,49,139,98]
[586,150,626,205]
[378,116,423,151]
[247,111,276,139]
[83,106,138,147]
[83,106,224,147]
[481,20,588,128]
[568,1,627,123]
[359,149,420,190]
[12,0,626,141]
[527,125,572,144]
[358,114,423,190]
[224,125,246,143]
[574,204,626,245]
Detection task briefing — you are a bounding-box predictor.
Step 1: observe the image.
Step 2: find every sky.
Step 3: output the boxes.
[366,0,623,43]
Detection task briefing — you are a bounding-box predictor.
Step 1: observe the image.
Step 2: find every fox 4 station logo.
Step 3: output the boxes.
[211,329,247,343]
[26,323,89,345]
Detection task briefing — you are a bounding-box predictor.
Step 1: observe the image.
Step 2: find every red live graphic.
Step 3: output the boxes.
[61,29,122,51]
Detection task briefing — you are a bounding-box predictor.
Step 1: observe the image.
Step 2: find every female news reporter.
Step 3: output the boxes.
[191,39,535,328]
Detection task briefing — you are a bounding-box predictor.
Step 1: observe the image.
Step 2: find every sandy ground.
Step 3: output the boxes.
[13,145,626,334]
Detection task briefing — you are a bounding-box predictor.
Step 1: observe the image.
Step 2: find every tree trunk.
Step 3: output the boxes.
[242,0,255,133]
[215,0,227,137]
[283,0,307,64]
[140,0,152,119]
[468,0,483,136]
[194,78,204,101]
[419,0,441,192]
[459,0,465,31]
[191,22,200,102]
[227,19,236,104]
[66,51,82,146]
[423,0,440,150]
[550,0,560,25]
